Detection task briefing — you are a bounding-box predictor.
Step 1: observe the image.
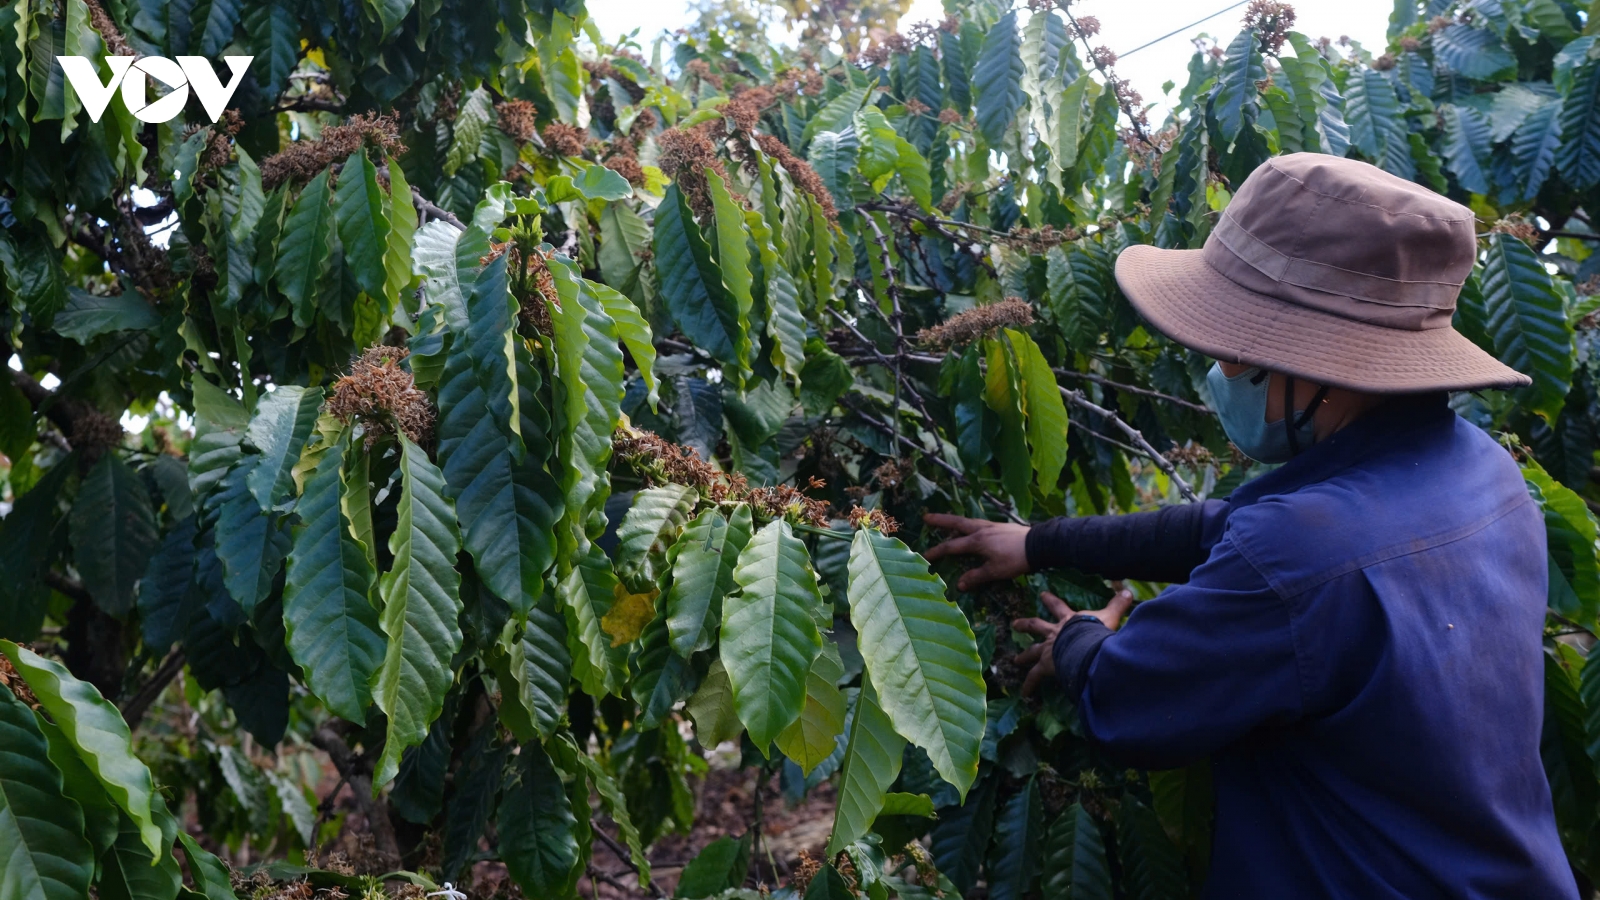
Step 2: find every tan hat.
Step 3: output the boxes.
[1114,153,1529,394]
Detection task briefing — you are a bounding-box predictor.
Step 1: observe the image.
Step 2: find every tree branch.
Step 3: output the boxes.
[839,394,1026,523]
[1061,387,1199,501]
[592,828,665,897]
[120,650,186,731]
[412,186,467,231]
[309,723,400,864]
[898,350,1214,415]
[43,570,93,605]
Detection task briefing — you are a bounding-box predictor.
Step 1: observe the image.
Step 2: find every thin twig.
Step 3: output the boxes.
[412,186,466,231]
[1062,387,1199,501]
[120,649,186,731]
[856,201,998,276]
[839,394,1027,523]
[898,351,1214,415]
[1057,1,1155,148]
[592,828,666,898]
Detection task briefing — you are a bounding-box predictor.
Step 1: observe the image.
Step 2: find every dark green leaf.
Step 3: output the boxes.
[0,690,95,900]
[499,742,581,897]
[1479,233,1574,422]
[1040,802,1111,900]
[69,454,159,617]
[653,184,744,367]
[974,11,1025,146]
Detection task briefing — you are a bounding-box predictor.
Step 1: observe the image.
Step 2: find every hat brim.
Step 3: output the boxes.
[1114,245,1531,394]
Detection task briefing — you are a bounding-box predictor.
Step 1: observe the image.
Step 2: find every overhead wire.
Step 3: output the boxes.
[1116,0,1253,58]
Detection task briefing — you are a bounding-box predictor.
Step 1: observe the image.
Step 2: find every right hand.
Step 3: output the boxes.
[922,513,1032,591]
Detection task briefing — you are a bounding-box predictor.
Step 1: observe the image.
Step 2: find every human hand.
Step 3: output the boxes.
[1011,588,1135,696]
[922,513,1032,591]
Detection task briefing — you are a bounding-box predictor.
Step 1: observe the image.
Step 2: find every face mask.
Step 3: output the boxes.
[1206,364,1330,464]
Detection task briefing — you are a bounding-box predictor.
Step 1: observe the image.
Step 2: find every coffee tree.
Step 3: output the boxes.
[3,0,1600,897]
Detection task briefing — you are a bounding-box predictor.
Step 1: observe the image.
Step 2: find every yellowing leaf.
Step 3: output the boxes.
[602,585,659,646]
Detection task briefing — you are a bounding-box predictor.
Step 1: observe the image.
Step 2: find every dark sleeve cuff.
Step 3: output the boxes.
[1053,615,1113,700]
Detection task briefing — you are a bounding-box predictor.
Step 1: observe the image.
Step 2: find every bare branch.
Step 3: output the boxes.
[121,650,186,731]
[1062,387,1199,501]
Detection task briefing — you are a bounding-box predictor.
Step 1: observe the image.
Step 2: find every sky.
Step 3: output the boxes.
[587,0,1394,113]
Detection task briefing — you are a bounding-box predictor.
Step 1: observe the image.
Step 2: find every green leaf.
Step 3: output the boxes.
[500,742,581,896]
[929,770,996,894]
[1054,73,1093,176]
[806,129,859,213]
[706,169,756,384]
[214,460,290,615]
[1558,57,1600,189]
[494,597,570,741]
[548,261,625,550]
[988,777,1042,900]
[281,431,384,722]
[676,834,750,898]
[333,148,391,298]
[372,436,465,789]
[176,833,237,900]
[0,691,94,900]
[69,454,158,618]
[616,484,699,587]
[440,733,509,883]
[855,105,901,183]
[35,700,119,858]
[245,384,324,511]
[436,341,560,614]
[667,505,754,658]
[589,278,657,405]
[561,541,629,698]
[383,157,417,307]
[777,641,847,775]
[1509,94,1565,202]
[1345,69,1412,179]
[1116,796,1187,900]
[0,460,70,641]
[189,378,251,498]
[687,657,744,747]
[846,528,985,797]
[548,164,635,202]
[444,87,494,177]
[803,864,853,900]
[654,183,746,363]
[1525,458,1600,624]
[801,84,869,147]
[558,735,651,886]
[633,593,693,728]
[1007,329,1068,495]
[984,335,1033,516]
[97,799,182,900]
[1439,104,1493,195]
[974,11,1026,146]
[0,641,163,858]
[1211,29,1265,143]
[828,679,906,855]
[1479,233,1574,422]
[749,212,808,383]
[721,519,826,749]
[893,137,934,212]
[1020,11,1069,142]
[54,289,160,342]
[1433,24,1516,80]
[1040,803,1111,900]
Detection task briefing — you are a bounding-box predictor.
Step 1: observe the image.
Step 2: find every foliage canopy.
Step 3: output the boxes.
[3,0,1600,897]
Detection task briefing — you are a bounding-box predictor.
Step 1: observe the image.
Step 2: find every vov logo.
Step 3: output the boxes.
[57,56,253,124]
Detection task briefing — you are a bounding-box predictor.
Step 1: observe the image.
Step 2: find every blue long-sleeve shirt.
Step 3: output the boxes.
[1049,394,1576,899]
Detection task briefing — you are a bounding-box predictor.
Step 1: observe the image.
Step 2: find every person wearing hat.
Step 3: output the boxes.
[924,153,1576,897]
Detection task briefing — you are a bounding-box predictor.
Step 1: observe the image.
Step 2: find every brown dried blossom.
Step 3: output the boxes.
[938,107,963,126]
[495,99,537,142]
[0,654,38,708]
[685,58,725,89]
[542,122,588,157]
[1400,36,1422,52]
[1008,225,1080,252]
[916,298,1036,349]
[612,427,832,526]
[260,113,406,190]
[1427,15,1453,33]
[325,346,435,447]
[1373,53,1396,71]
[1490,214,1538,243]
[585,60,648,102]
[1577,275,1600,298]
[658,124,732,219]
[725,86,776,133]
[603,152,645,186]
[85,0,135,56]
[792,851,822,895]
[1089,46,1118,69]
[1026,0,1055,11]
[849,505,900,534]
[752,132,838,222]
[519,249,557,334]
[1243,0,1296,55]
[904,97,931,117]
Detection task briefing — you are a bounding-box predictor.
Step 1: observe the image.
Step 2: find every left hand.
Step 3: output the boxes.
[1012,588,1135,696]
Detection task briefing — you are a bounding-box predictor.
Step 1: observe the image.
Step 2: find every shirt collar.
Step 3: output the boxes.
[1227,392,1454,508]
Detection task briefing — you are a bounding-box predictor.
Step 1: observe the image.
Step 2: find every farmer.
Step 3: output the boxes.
[924,153,1577,898]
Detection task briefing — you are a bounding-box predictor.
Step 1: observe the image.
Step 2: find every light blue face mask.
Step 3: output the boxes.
[1205,363,1330,464]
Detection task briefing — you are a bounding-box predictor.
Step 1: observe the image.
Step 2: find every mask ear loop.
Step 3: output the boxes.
[1284,376,1334,456]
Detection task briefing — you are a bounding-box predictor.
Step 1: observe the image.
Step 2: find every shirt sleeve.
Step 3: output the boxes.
[1052,533,1304,771]
[1025,499,1232,583]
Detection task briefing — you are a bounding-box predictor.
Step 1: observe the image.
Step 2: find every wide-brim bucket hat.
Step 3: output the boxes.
[1114,153,1529,394]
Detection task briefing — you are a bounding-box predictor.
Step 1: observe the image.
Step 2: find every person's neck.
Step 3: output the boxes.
[1312,388,1387,442]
